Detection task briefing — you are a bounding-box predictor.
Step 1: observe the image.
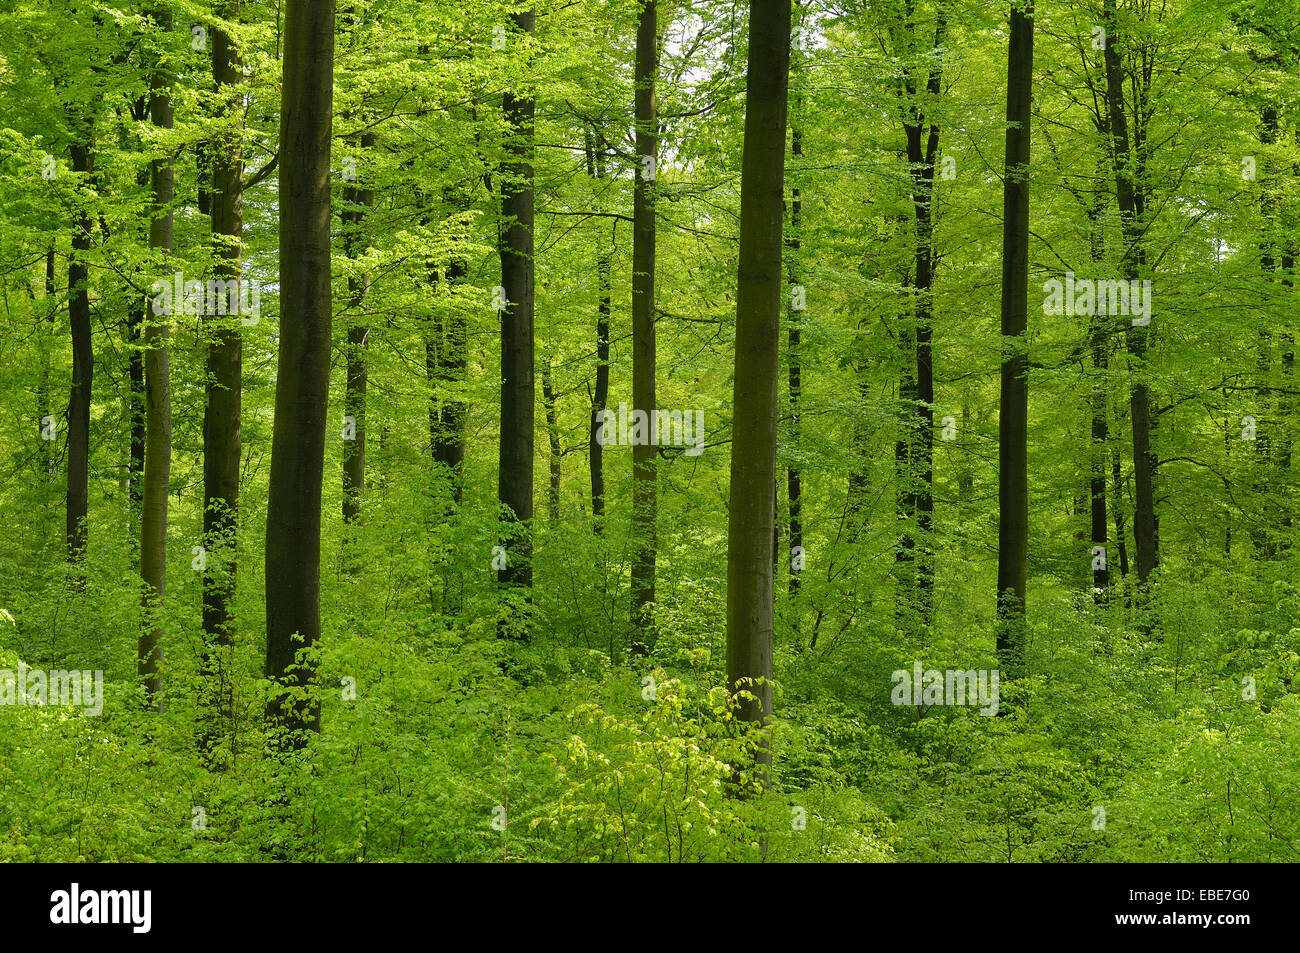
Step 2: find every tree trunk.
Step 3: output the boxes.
[630,0,658,650]
[139,11,174,711]
[585,129,612,534]
[201,2,245,754]
[903,6,947,632]
[265,0,335,742]
[996,0,1033,674]
[1103,0,1158,589]
[342,133,374,527]
[726,0,790,788]
[787,122,802,597]
[1087,177,1110,598]
[542,359,561,526]
[497,9,536,620]
[66,140,94,564]
[40,246,56,484]
[432,249,469,502]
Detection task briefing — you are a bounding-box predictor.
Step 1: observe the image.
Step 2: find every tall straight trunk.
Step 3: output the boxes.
[1103,0,1157,588]
[127,115,149,524]
[66,141,94,564]
[139,11,174,710]
[995,1,1033,674]
[341,133,374,526]
[787,122,802,597]
[726,0,790,786]
[630,0,658,649]
[40,246,56,482]
[585,129,612,534]
[265,0,335,741]
[432,250,469,501]
[1251,106,1279,556]
[1281,245,1295,552]
[201,4,245,752]
[1111,440,1130,578]
[497,9,536,613]
[542,360,561,526]
[903,5,947,631]
[894,262,917,615]
[127,298,146,517]
[1087,177,1109,597]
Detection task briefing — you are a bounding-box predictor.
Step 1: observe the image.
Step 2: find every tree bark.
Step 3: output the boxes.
[996,0,1033,674]
[201,1,245,753]
[630,0,658,650]
[726,0,790,787]
[66,140,94,564]
[787,122,802,597]
[902,5,946,631]
[1103,0,1157,588]
[139,10,174,711]
[265,0,335,741]
[497,9,536,619]
[342,134,374,527]
[1087,174,1110,598]
[542,359,561,526]
[432,248,469,501]
[585,129,612,534]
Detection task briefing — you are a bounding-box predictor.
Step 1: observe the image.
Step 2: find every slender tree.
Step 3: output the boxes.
[200,1,247,753]
[995,0,1032,674]
[66,135,93,565]
[630,0,658,650]
[585,129,612,534]
[138,13,174,710]
[542,358,562,526]
[1087,157,1110,598]
[341,133,374,527]
[431,241,469,501]
[1102,0,1157,589]
[497,8,536,620]
[900,4,947,630]
[787,119,802,598]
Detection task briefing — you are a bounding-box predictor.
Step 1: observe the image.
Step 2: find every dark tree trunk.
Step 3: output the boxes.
[902,6,947,631]
[787,122,802,597]
[265,0,335,742]
[585,129,612,534]
[40,246,56,483]
[1112,442,1130,578]
[342,133,374,527]
[1251,106,1279,556]
[726,0,791,787]
[66,141,94,564]
[542,360,561,526]
[497,9,536,619]
[1103,0,1157,589]
[432,251,469,501]
[1281,245,1295,551]
[996,0,1033,674]
[1087,178,1110,598]
[139,11,175,711]
[201,3,245,755]
[630,0,658,650]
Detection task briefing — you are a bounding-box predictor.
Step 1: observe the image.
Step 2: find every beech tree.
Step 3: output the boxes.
[995,0,1032,673]
[138,10,174,710]
[497,8,536,623]
[726,0,791,784]
[265,0,335,739]
[201,0,247,749]
[629,0,658,650]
